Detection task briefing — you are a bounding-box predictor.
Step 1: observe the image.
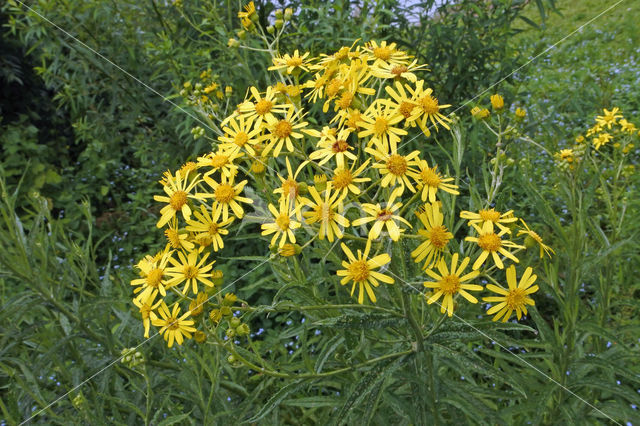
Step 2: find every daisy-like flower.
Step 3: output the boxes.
[459,208,517,234]
[593,132,613,150]
[331,159,371,196]
[366,145,421,195]
[411,202,453,270]
[152,302,197,348]
[165,249,216,295]
[423,254,483,317]
[132,289,161,338]
[413,160,459,202]
[273,158,308,215]
[203,174,253,221]
[517,219,554,259]
[465,223,525,270]
[261,198,301,248]
[268,50,311,75]
[333,107,364,131]
[371,59,428,83]
[197,148,242,178]
[406,80,451,136]
[186,205,234,252]
[483,265,538,322]
[236,86,289,129]
[153,170,206,228]
[337,238,394,304]
[554,149,577,169]
[595,107,622,129]
[619,118,637,134]
[308,127,357,168]
[363,40,411,65]
[218,115,262,156]
[302,182,350,242]
[164,222,195,252]
[131,249,173,302]
[353,188,411,241]
[262,106,320,158]
[490,94,504,110]
[358,100,407,151]
[384,81,420,125]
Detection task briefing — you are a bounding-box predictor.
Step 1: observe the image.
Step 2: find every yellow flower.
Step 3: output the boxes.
[413,160,459,202]
[203,174,253,221]
[273,158,308,216]
[218,115,262,156]
[517,219,554,259]
[593,132,613,150]
[185,205,234,252]
[384,81,420,125]
[358,100,407,151]
[279,243,300,257]
[483,265,538,322]
[371,59,428,83]
[331,159,371,196]
[366,145,421,195]
[302,183,350,242]
[153,170,206,228]
[353,188,411,241]
[411,202,453,270]
[188,292,208,316]
[132,289,161,338]
[471,106,490,119]
[423,254,483,317]
[465,223,525,270]
[164,222,195,251]
[406,80,451,136]
[337,239,394,304]
[490,94,504,110]
[459,208,517,234]
[268,50,311,74]
[515,107,526,119]
[261,198,302,248]
[262,106,320,158]
[364,40,411,65]
[619,118,637,134]
[152,302,197,348]
[308,127,357,168]
[131,249,173,302]
[595,107,622,129]
[236,86,289,129]
[166,249,216,295]
[197,148,242,178]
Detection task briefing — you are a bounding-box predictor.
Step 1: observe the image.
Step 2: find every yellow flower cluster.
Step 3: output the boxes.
[132,37,555,347]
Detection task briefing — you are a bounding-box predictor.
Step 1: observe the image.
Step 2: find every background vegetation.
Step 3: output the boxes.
[1,0,639,424]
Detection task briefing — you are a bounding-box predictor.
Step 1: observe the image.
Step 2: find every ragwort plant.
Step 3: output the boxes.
[123,5,572,423]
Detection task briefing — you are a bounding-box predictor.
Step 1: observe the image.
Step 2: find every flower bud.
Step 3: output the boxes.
[194,330,207,343]
[275,9,283,19]
[236,323,250,336]
[230,317,241,328]
[275,19,284,30]
[228,38,240,48]
[284,8,293,20]
[225,327,236,338]
[267,25,275,34]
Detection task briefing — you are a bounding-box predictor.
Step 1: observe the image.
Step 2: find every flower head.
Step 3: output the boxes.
[483,265,538,322]
[412,202,453,270]
[152,302,197,348]
[337,239,394,304]
[424,254,482,317]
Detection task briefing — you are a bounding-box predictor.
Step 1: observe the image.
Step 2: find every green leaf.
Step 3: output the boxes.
[244,379,309,423]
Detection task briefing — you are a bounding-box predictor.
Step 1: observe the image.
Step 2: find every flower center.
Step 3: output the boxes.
[391,65,408,76]
[286,57,303,67]
[214,184,235,203]
[373,46,392,61]
[326,78,342,97]
[146,268,163,288]
[337,91,353,110]
[440,274,460,295]
[420,94,439,114]
[505,288,526,310]
[210,154,228,168]
[169,191,188,211]
[399,101,415,118]
[255,99,273,115]
[234,132,248,146]
[332,139,350,153]
[479,209,501,222]
[167,316,180,330]
[374,117,389,135]
[420,167,441,187]
[274,120,293,138]
[428,225,449,249]
[332,169,353,189]
[478,233,502,252]
[208,222,219,235]
[348,259,370,282]
[314,202,334,222]
[376,208,393,222]
[165,228,182,249]
[387,154,408,176]
[183,265,199,280]
[282,178,299,199]
[276,213,290,231]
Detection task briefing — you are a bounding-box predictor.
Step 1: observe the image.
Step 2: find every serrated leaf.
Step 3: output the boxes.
[312,313,405,330]
[244,379,309,423]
